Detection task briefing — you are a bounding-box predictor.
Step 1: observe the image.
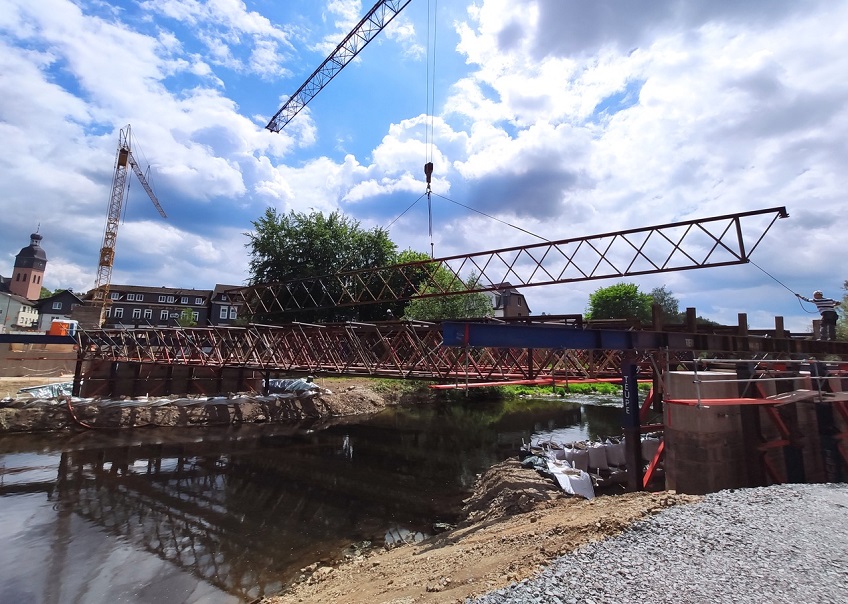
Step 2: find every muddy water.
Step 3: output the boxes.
[0,396,621,603]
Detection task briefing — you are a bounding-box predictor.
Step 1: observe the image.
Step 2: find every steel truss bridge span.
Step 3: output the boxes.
[232,207,788,319]
[80,321,625,383]
[74,318,848,397]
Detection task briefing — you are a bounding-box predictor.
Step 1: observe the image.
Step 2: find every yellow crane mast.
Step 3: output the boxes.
[76,125,166,328]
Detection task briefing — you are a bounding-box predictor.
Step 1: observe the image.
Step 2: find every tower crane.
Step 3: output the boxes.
[80,125,166,327]
[266,0,413,132]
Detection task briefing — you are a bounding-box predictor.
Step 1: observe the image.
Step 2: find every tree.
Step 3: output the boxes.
[650,285,680,323]
[585,283,652,322]
[176,308,197,327]
[404,271,494,321]
[837,280,848,340]
[245,208,398,322]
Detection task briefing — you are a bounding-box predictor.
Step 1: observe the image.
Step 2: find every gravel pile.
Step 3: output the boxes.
[468,483,848,604]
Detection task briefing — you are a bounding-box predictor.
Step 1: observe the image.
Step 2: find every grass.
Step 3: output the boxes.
[334,376,650,402]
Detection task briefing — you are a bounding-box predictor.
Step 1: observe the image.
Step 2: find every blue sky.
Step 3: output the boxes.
[1,0,846,332]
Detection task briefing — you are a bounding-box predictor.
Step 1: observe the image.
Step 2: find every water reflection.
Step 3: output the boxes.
[0,395,621,603]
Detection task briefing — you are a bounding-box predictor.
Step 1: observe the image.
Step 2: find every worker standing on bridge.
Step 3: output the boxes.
[796,290,841,340]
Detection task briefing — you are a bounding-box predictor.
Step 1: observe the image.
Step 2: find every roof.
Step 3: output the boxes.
[0,291,36,307]
[490,281,522,295]
[212,284,244,295]
[102,284,214,297]
[33,290,85,308]
[16,233,47,262]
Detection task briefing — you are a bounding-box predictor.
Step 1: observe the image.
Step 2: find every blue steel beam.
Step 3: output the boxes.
[441,321,636,350]
[440,322,848,356]
[0,334,76,345]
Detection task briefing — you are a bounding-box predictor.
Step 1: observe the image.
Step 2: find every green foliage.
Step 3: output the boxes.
[403,270,494,321]
[499,381,649,398]
[650,285,680,322]
[40,287,57,299]
[585,282,653,322]
[245,208,398,322]
[176,308,197,327]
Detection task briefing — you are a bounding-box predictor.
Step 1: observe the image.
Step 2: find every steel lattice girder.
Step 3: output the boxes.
[232,207,788,319]
[78,324,649,381]
[77,317,848,383]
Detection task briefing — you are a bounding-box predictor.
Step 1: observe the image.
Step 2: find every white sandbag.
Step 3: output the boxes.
[605,439,626,467]
[642,436,662,463]
[552,447,568,461]
[587,442,609,471]
[569,447,589,472]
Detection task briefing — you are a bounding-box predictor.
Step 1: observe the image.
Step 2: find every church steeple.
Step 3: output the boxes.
[10,231,48,300]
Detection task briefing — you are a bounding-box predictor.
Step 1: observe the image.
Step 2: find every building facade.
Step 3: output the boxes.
[98,285,213,328]
[489,282,531,318]
[0,292,39,333]
[208,284,246,326]
[34,290,85,331]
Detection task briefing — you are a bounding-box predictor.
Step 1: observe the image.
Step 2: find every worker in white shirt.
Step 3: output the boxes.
[796,290,841,340]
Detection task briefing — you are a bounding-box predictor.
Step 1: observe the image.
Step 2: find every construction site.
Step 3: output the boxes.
[1,2,847,603]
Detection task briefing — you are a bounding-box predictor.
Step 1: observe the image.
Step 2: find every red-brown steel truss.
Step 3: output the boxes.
[78,321,643,381]
[232,207,788,319]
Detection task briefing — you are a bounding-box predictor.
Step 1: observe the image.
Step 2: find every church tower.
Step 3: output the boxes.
[10,232,48,300]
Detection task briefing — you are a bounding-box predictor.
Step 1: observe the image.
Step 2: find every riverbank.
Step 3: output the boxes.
[1,375,695,604]
[259,460,699,604]
[0,376,436,432]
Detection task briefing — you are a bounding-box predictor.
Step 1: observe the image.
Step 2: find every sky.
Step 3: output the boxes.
[1,0,846,333]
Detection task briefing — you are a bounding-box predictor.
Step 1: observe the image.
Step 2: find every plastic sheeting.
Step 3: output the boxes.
[546,460,595,500]
[267,378,330,398]
[16,382,73,399]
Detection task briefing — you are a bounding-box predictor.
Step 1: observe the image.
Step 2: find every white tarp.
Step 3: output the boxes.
[546,460,595,500]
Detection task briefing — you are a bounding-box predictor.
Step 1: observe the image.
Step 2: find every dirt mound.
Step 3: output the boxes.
[262,461,700,604]
[461,459,563,523]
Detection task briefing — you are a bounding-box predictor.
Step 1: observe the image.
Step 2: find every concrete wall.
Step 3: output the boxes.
[0,343,77,377]
[663,369,842,494]
[664,371,749,494]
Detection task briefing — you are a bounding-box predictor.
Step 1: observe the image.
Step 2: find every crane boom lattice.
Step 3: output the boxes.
[266,0,413,132]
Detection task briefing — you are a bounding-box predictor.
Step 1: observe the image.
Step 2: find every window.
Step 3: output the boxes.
[220,306,229,319]
[167,296,175,303]
[221,294,228,302]
[132,309,142,319]
[158,295,167,302]
[144,309,152,319]
[195,297,203,304]
[105,308,112,318]
[110,292,120,300]
[52,301,62,310]
[114,308,124,318]
[160,310,169,320]
[192,312,199,322]
[127,293,135,301]
[229,307,238,320]
[135,294,143,302]
[15,273,20,281]
[181,296,189,304]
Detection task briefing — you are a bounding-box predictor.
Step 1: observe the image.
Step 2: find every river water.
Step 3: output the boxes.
[0,394,623,603]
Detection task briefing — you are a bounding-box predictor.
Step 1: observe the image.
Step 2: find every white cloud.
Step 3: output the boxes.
[1,0,846,335]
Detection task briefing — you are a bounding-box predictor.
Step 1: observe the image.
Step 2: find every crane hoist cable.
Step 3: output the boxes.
[424,0,439,257]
